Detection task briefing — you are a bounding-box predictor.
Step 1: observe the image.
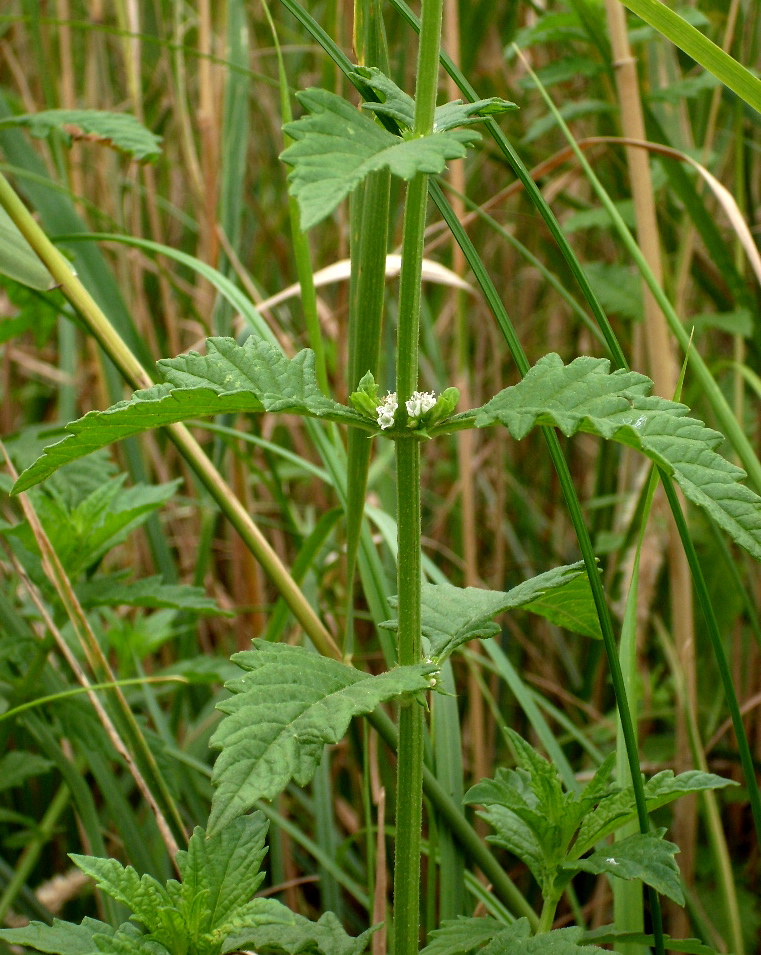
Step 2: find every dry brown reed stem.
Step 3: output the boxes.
[604,5,695,932]
[0,447,183,863]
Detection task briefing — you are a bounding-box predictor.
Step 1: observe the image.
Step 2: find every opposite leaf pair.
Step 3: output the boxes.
[465,730,735,918]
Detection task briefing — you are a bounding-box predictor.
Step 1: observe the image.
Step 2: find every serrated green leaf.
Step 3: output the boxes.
[281,88,477,230]
[209,641,436,832]
[582,926,717,954]
[352,67,516,133]
[76,574,227,616]
[420,916,507,955]
[177,814,269,940]
[382,563,586,663]
[0,109,162,161]
[574,769,736,854]
[565,829,683,904]
[13,338,369,493]
[475,354,761,560]
[93,930,168,955]
[0,917,118,955]
[472,803,546,889]
[484,924,604,954]
[6,475,179,578]
[232,910,378,955]
[70,855,175,937]
[422,920,604,955]
[522,574,602,639]
[0,206,55,290]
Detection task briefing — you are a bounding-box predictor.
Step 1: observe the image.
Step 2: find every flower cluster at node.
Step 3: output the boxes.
[376,392,398,430]
[406,391,436,419]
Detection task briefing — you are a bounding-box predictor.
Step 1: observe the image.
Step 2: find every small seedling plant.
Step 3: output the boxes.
[0,1,760,954]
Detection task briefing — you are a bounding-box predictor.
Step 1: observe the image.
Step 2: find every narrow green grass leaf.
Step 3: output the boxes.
[209,641,436,833]
[615,0,761,114]
[281,88,477,229]
[13,338,371,493]
[474,354,761,561]
[0,109,162,161]
[383,563,586,663]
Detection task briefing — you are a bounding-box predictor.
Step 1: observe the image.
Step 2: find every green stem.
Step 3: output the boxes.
[0,782,70,924]
[536,894,560,934]
[393,1,444,949]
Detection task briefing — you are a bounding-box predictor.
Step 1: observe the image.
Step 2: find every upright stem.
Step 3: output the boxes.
[393,1,444,951]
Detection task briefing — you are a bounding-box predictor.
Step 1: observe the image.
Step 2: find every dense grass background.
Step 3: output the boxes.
[0,0,760,950]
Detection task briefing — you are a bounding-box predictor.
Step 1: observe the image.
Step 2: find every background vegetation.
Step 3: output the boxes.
[0,0,759,951]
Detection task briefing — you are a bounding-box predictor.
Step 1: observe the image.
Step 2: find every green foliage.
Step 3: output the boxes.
[465,731,734,908]
[0,816,369,955]
[351,66,516,132]
[582,926,718,954]
[520,575,602,640]
[0,207,55,290]
[0,278,61,344]
[0,109,162,161]
[382,563,594,663]
[471,353,761,560]
[76,575,227,616]
[3,472,179,579]
[281,74,513,230]
[12,338,371,492]
[564,829,683,903]
[209,641,436,833]
[422,917,605,954]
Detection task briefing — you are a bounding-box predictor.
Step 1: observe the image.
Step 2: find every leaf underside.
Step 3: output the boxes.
[383,562,591,662]
[13,337,367,493]
[0,109,162,161]
[209,641,435,833]
[475,354,761,560]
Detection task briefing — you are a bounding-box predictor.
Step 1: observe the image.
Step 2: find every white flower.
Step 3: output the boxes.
[405,390,436,419]
[376,392,398,430]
